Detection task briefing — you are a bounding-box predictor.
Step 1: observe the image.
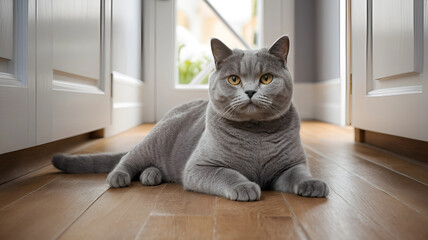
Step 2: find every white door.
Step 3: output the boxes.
[36,0,112,144]
[0,0,36,154]
[146,0,294,121]
[352,0,428,141]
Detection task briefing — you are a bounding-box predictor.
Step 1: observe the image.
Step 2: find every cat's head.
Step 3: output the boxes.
[208,36,293,122]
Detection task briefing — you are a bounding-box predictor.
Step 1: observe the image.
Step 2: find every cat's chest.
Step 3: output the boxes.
[214,128,294,170]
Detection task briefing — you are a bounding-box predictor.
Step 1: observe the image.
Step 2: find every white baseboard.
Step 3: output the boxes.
[104,71,145,137]
[314,78,342,125]
[293,79,342,125]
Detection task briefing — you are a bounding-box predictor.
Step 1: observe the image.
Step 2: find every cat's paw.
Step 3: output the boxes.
[107,170,131,188]
[297,179,329,197]
[140,167,162,186]
[227,182,261,201]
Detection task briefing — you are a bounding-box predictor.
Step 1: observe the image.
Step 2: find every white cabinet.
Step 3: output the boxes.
[0,0,112,154]
[352,0,428,141]
[0,0,36,153]
[36,0,111,144]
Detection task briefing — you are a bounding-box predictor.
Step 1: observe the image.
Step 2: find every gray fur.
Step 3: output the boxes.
[52,36,329,201]
[52,152,126,173]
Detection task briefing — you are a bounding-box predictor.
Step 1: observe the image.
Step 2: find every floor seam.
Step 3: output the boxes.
[280,192,311,240]
[212,197,218,240]
[351,151,428,187]
[0,164,53,186]
[0,176,58,211]
[133,183,167,240]
[53,186,109,240]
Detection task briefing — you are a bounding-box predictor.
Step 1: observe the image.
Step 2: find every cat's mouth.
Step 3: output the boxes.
[241,101,260,112]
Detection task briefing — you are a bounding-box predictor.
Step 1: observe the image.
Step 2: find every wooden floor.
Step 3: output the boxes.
[0,122,427,240]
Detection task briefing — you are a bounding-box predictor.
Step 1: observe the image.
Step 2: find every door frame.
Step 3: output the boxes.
[343,0,351,125]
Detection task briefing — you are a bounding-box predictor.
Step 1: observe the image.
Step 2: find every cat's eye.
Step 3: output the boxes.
[260,73,273,84]
[227,75,241,85]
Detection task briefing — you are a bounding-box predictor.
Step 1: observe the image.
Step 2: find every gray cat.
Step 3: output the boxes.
[52,36,329,201]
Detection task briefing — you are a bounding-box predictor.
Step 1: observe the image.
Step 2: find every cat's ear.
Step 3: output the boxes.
[211,38,233,67]
[268,35,290,63]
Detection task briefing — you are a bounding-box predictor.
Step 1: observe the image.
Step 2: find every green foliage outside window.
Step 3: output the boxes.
[178,44,211,85]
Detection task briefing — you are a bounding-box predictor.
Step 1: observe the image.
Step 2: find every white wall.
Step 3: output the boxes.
[294,0,316,84]
[292,0,345,125]
[315,0,341,83]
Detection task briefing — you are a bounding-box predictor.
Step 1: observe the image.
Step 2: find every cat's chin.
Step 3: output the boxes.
[242,102,259,113]
[213,102,288,122]
[222,109,280,122]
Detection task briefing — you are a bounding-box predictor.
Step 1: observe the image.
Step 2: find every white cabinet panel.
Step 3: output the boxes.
[0,0,36,154]
[0,0,14,61]
[372,0,422,80]
[53,0,100,81]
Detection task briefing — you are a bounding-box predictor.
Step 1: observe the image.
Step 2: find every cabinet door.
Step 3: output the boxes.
[36,0,111,143]
[0,0,36,154]
[352,0,428,141]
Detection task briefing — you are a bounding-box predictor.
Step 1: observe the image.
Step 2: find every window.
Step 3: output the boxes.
[176,0,259,87]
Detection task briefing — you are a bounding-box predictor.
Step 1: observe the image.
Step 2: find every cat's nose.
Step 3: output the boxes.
[245,90,257,99]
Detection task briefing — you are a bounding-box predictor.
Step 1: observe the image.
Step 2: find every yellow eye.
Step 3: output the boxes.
[260,73,273,84]
[227,75,241,85]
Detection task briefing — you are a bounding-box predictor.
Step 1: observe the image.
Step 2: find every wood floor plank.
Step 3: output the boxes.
[59,183,165,240]
[327,175,428,239]
[352,143,428,185]
[215,192,304,240]
[0,166,58,209]
[151,183,216,216]
[0,174,108,240]
[304,143,428,217]
[216,215,300,240]
[282,192,392,240]
[77,124,155,154]
[216,191,291,217]
[301,130,428,216]
[306,155,428,240]
[0,133,97,184]
[301,122,428,184]
[136,216,214,240]
[286,152,395,240]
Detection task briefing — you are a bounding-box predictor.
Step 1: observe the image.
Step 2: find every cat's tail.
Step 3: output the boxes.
[52,152,127,174]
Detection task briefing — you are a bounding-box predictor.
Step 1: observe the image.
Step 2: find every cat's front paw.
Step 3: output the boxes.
[297,179,329,197]
[107,170,131,188]
[140,167,162,186]
[227,182,261,201]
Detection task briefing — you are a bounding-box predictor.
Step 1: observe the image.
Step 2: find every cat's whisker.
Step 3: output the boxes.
[269,105,283,119]
[222,103,238,119]
[257,99,281,120]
